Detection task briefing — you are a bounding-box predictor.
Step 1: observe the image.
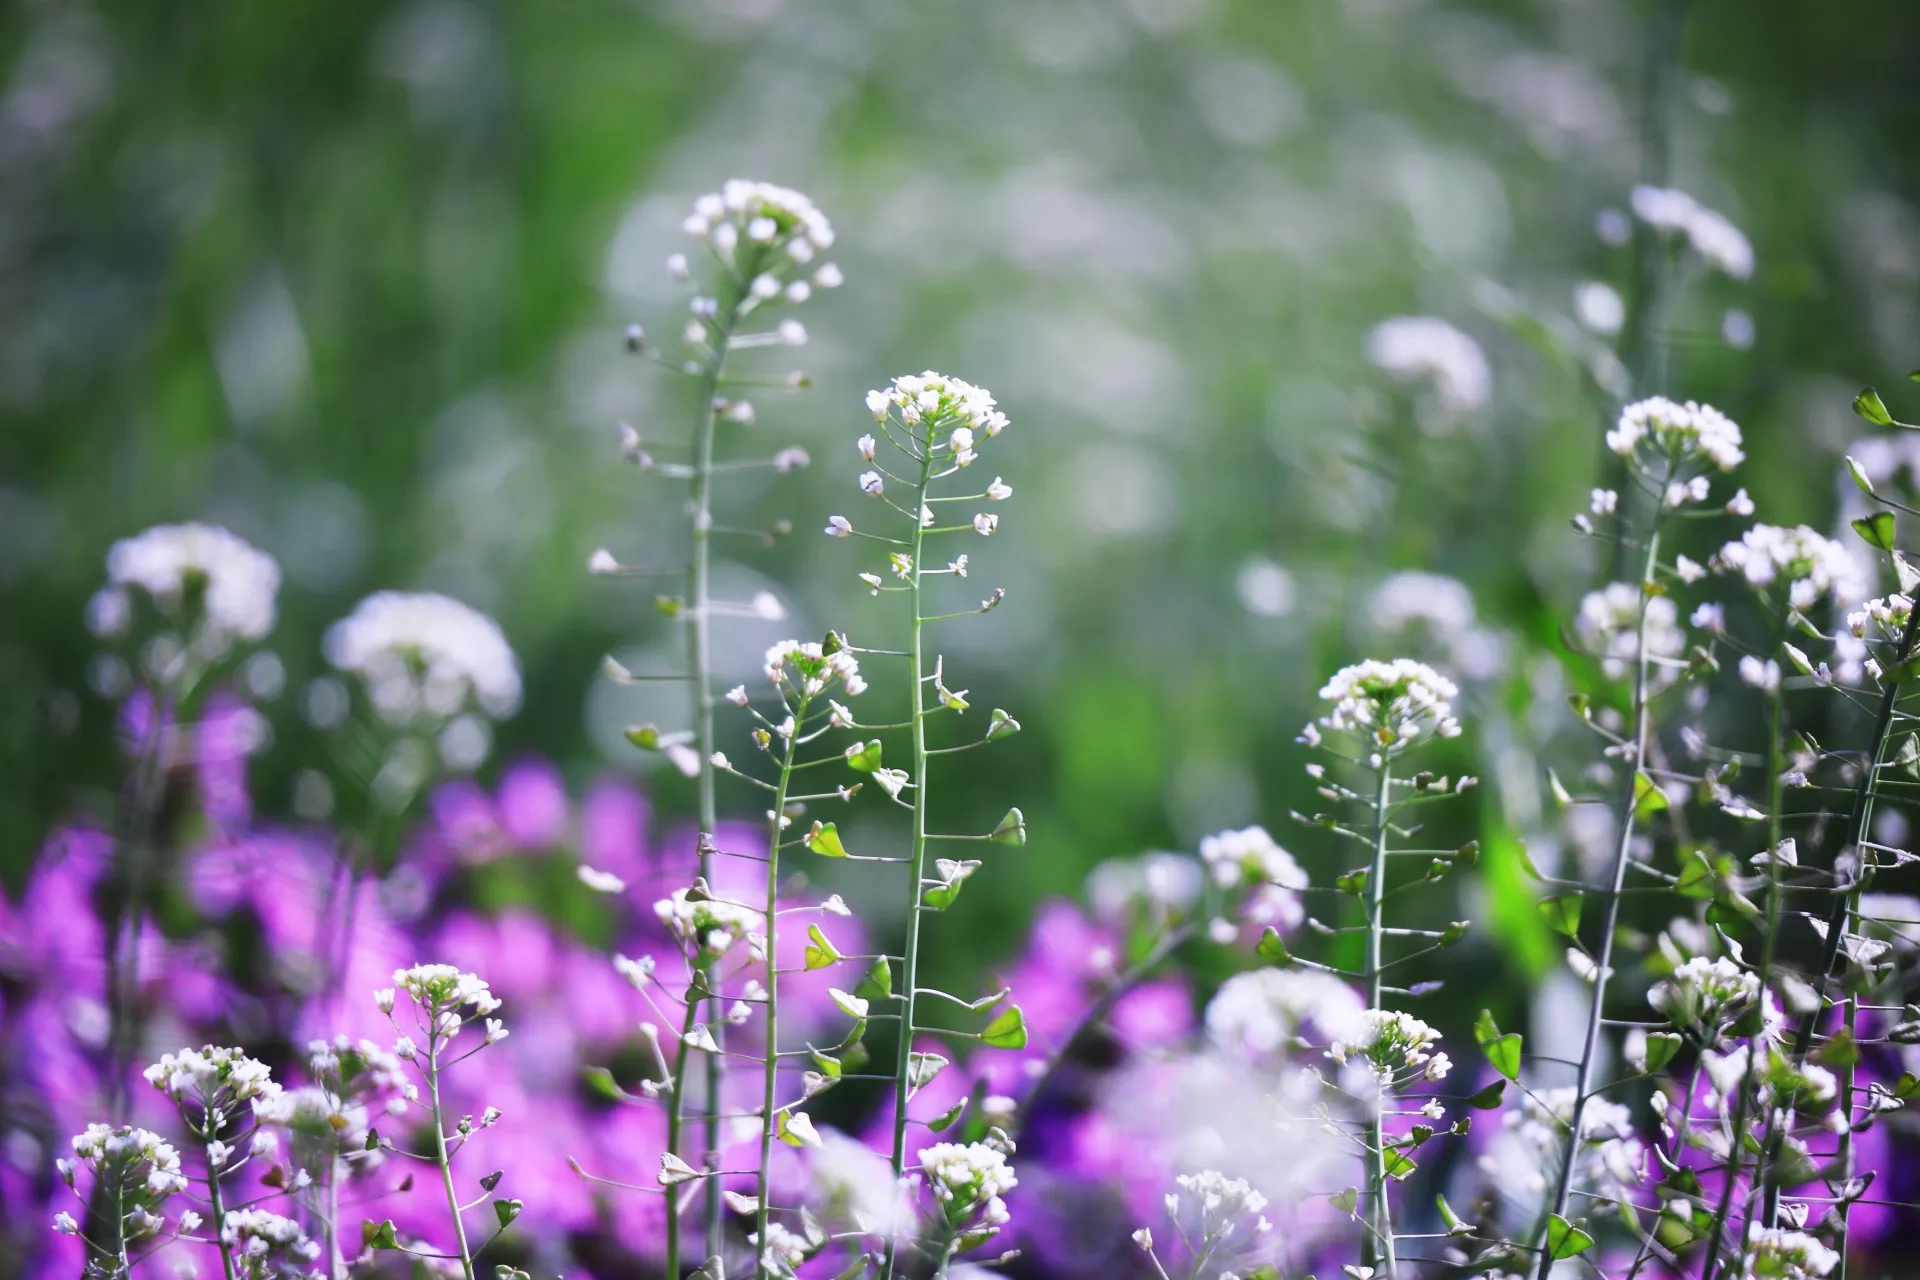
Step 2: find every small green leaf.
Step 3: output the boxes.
[1538,894,1583,938]
[1440,920,1470,946]
[654,595,684,617]
[807,821,849,858]
[1547,1214,1595,1259]
[1547,768,1573,807]
[853,956,893,1002]
[1641,1031,1683,1074]
[1485,1033,1523,1081]
[809,1049,842,1078]
[493,1198,523,1230]
[1329,1187,1359,1216]
[1674,849,1718,899]
[989,807,1026,846]
[1894,1071,1920,1100]
[1335,869,1370,896]
[1436,1194,1475,1236]
[927,1098,966,1132]
[1853,511,1898,552]
[1256,927,1293,965]
[828,988,869,1020]
[1854,387,1896,427]
[1381,1150,1418,1181]
[804,924,841,971]
[1473,1009,1503,1046]
[582,1066,624,1101]
[1633,772,1668,818]
[1463,1079,1506,1109]
[1848,455,1878,497]
[625,723,662,751]
[843,739,883,772]
[1453,840,1481,866]
[986,708,1021,740]
[907,1052,950,1090]
[363,1220,400,1251]
[981,1004,1029,1050]
[923,859,981,910]
[1815,1026,1860,1069]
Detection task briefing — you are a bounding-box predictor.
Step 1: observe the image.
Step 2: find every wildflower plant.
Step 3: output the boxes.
[594,178,840,1276]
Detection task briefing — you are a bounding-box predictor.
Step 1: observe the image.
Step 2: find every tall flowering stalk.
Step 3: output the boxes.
[1533,397,1745,1276]
[1292,660,1466,1277]
[601,178,840,1274]
[824,372,1027,1279]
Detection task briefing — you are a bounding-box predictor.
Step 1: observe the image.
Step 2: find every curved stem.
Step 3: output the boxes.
[1533,518,1664,1280]
[1361,760,1398,1280]
[884,441,937,1280]
[428,1034,477,1280]
[754,698,806,1279]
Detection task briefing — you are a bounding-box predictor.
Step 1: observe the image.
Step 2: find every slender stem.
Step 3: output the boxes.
[1762,602,1920,1227]
[1534,517,1664,1280]
[1362,760,1398,1280]
[1623,1061,1705,1280]
[1694,684,1786,1280]
[884,440,938,1280]
[428,1032,477,1280]
[755,698,806,1279]
[204,1122,240,1280]
[663,965,707,1276]
[324,1155,344,1280]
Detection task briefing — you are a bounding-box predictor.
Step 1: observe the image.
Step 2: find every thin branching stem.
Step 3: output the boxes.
[1363,759,1398,1280]
[754,692,808,1280]
[428,1029,477,1280]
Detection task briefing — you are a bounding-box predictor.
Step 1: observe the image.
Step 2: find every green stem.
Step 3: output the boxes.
[1362,760,1397,1280]
[1534,516,1665,1280]
[884,440,938,1280]
[204,1121,240,1280]
[754,697,806,1279]
[1695,684,1786,1280]
[428,1032,477,1280]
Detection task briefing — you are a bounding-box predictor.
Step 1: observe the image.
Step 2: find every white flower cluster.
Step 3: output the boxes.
[1650,956,1760,1035]
[1086,852,1204,922]
[763,639,867,697]
[865,371,1009,440]
[1206,968,1364,1058]
[1630,185,1755,280]
[1506,1088,1645,1194]
[68,1124,190,1199]
[1198,825,1306,890]
[919,1141,1017,1228]
[1740,1226,1840,1280]
[1573,582,1686,682]
[324,591,522,727]
[1713,524,1865,611]
[1363,316,1492,415]
[1605,397,1746,472]
[222,1208,321,1264]
[145,1046,280,1114]
[1168,1168,1270,1231]
[386,964,502,1015]
[1327,1008,1450,1081]
[1848,594,1914,640]
[683,179,835,261]
[655,887,764,958]
[95,522,281,645]
[754,1221,813,1278]
[1312,658,1462,749]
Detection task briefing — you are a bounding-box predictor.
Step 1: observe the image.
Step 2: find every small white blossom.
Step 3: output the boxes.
[1739,656,1782,693]
[857,434,876,461]
[103,523,282,645]
[1631,185,1754,279]
[1315,658,1461,747]
[825,515,852,537]
[1364,316,1491,416]
[973,513,999,536]
[865,371,1009,438]
[324,592,522,726]
[987,476,1012,501]
[1606,397,1745,470]
[859,471,884,496]
[1590,489,1619,516]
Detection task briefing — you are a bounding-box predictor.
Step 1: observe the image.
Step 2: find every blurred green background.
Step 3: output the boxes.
[6,0,1920,980]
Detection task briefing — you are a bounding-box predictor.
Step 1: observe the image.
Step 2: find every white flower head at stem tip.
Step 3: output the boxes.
[974,513,999,537]
[860,471,884,497]
[825,516,852,538]
[987,477,1013,501]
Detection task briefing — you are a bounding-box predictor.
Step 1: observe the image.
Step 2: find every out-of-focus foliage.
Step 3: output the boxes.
[5,0,1920,1016]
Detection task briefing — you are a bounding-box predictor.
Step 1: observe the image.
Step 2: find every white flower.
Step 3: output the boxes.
[53,1212,77,1235]
[987,476,1012,501]
[772,446,809,472]
[1168,1169,1269,1227]
[1712,524,1866,611]
[1315,658,1461,746]
[1327,1009,1447,1081]
[655,888,763,957]
[1691,601,1726,633]
[1606,396,1745,470]
[221,1209,317,1263]
[144,1047,281,1111]
[764,639,865,696]
[749,273,781,300]
[1574,282,1625,334]
[857,434,876,460]
[973,513,999,536]
[919,1141,1018,1226]
[324,592,522,725]
[1726,488,1755,516]
[865,372,1009,438]
[814,263,843,288]
[104,523,282,644]
[1742,1227,1839,1280]
[485,1018,509,1045]
[1575,583,1685,682]
[1847,594,1914,640]
[1132,1227,1153,1250]
[1364,316,1491,415]
[68,1125,190,1199]
[1590,489,1619,516]
[391,964,502,1016]
[1206,968,1364,1056]
[1650,955,1760,1033]
[1630,185,1754,279]
[665,252,689,280]
[1739,656,1781,693]
[587,548,621,575]
[859,471,884,496]
[681,180,834,259]
[825,515,852,537]
[777,318,807,346]
[1675,555,1707,584]
[1664,476,1711,507]
[578,865,627,894]
[1198,825,1308,892]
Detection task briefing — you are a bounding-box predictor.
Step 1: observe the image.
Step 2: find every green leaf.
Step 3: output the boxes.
[1473,1014,1522,1080]
[363,1220,400,1251]
[828,988,869,1020]
[923,859,981,910]
[1674,849,1718,899]
[809,1049,842,1078]
[986,708,1021,740]
[907,1052,950,1090]
[1546,1214,1594,1259]
[928,1098,966,1132]
[493,1198,523,1230]
[1440,920,1470,946]
[1335,869,1370,896]
[1255,927,1293,965]
[1894,1071,1920,1100]
[1847,455,1878,497]
[989,807,1027,846]
[1816,1026,1861,1069]
[981,1004,1029,1050]
[1538,894,1582,937]
[582,1066,624,1102]
[806,821,848,858]
[1641,1031,1683,1075]
[1853,511,1898,552]
[1453,840,1480,866]
[1473,1009,1502,1046]
[1633,771,1669,818]
[804,924,841,971]
[1436,1194,1475,1236]
[625,723,662,751]
[843,739,883,772]
[1546,768,1573,807]
[1329,1187,1359,1216]
[653,596,684,617]
[1464,1079,1506,1109]
[854,956,893,1002]
[1381,1149,1418,1181]
[1854,386,1896,427]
